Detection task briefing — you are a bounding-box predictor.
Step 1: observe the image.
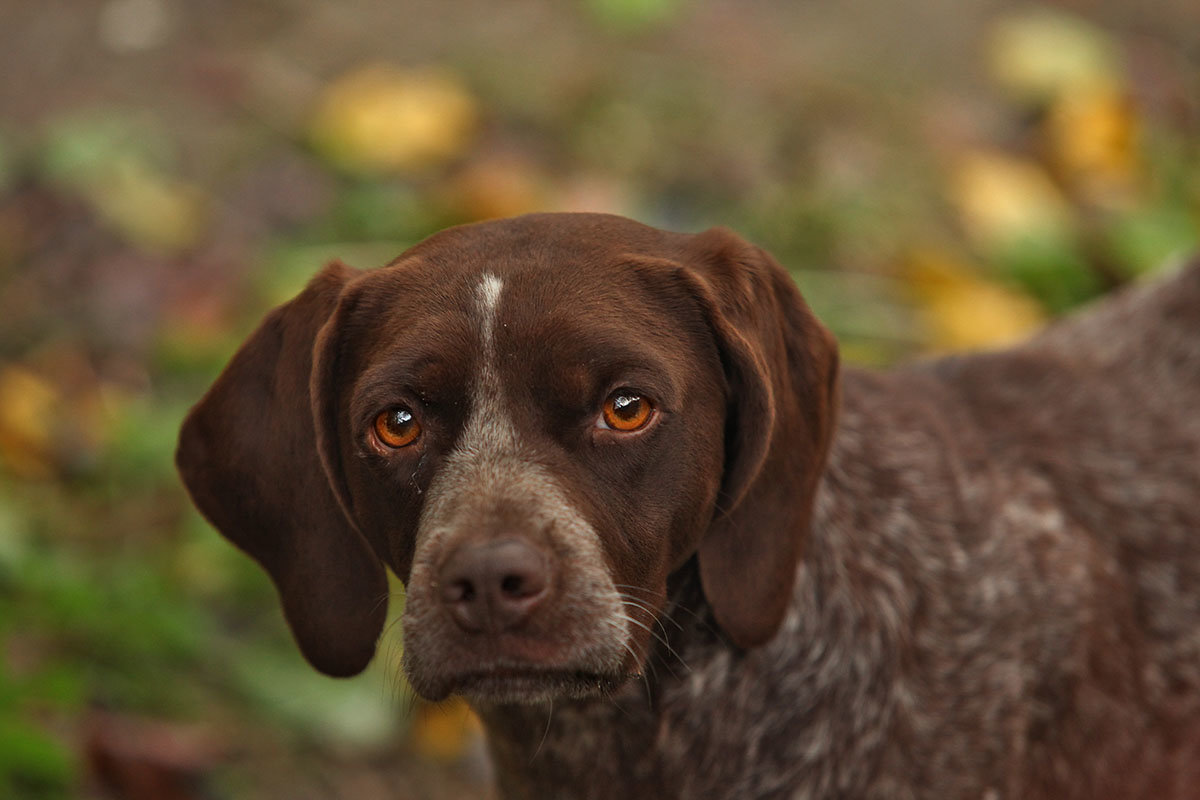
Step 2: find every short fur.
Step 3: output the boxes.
[177,213,1200,799]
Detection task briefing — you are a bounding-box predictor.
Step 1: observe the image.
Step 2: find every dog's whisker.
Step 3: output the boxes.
[382,637,406,707]
[624,604,681,666]
[618,609,682,650]
[614,612,690,673]
[369,593,390,615]
[611,582,658,594]
[611,583,667,603]
[401,684,419,718]
[618,639,655,701]
[530,701,554,763]
[658,598,722,639]
[617,597,667,633]
[380,614,407,640]
[617,593,683,632]
[613,585,687,635]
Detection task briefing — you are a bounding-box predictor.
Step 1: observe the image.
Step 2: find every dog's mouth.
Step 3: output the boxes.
[400,531,649,704]
[417,664,630,705]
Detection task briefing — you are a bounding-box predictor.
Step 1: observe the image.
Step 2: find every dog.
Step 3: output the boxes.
[176,213,1200,799]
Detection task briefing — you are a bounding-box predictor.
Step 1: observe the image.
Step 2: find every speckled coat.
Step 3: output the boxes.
[483,261,1200,800]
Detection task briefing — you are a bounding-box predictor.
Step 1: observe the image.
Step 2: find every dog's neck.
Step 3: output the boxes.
[473,370,927,799]
[473,561,706,797]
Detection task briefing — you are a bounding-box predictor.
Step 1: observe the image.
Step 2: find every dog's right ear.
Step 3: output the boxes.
[176,262,388,677]
[678,229,840,651]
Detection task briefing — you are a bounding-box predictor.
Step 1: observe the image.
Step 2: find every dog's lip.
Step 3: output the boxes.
[445,665,628,703]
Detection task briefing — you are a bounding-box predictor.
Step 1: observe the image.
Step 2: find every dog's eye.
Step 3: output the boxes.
[374,407,422,448]
[600,390,654,432]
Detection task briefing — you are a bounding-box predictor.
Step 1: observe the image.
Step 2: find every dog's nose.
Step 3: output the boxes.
[438,539,549,633]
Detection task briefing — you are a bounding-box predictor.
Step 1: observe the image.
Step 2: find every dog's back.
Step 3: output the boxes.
[845,259,1200,798]
[658,260,1200,800]
[928,259,1200,708]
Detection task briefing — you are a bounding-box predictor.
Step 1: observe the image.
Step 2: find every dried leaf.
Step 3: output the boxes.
[0,366,60,479]
[86,162,208,253]
[447,154,549,221]
[310,66,479,175]
[905,247,1045,351]
[988,9,1120,104]
[1045,84,1140,206]
[39,115,207,253]
[409,698,482,762]
[948,150,1073,249]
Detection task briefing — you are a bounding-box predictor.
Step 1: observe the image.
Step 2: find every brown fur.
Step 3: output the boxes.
[177,213,1200,799]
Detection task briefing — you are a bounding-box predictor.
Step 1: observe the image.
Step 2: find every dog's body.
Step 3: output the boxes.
[177,214,1200,799]
[489,280,1200,799]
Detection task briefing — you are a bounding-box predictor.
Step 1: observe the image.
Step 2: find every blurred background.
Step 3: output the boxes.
[0,0,1196,797]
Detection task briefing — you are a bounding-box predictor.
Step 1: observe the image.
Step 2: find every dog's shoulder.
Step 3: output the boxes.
[933,257,1200,407]
[895,258,1200,453]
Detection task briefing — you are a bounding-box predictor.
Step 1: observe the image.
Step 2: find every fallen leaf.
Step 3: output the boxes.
[310,65,479,175]
[948,150,1073,250]
[0,366,60,479]
[38,115,207,253]
[905,247,1046,351]
[85,161,208,253]
[1045,84,1140,207]
[988,9,1120,104]
[409,697,482,762]
[447,154,549,221]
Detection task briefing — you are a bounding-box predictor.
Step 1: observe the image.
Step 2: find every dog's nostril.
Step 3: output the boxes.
[500,571,546,598]
[440,577,477,606]
[500,574,524,596]
[438,538,551,633]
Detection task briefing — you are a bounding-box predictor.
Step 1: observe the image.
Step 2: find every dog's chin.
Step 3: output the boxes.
[410,666,630,705]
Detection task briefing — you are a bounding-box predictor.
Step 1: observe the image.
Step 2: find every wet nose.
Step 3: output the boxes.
[438,539,550,633]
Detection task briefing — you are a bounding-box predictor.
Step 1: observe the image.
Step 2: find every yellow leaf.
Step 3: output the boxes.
[409,697,482,761]
[0,366,60,479]
[988,9,1120,104]
[948,150,1073,249]
[84,160,207,253]
[310,65,479,174]
[447,154,549,221]
[1045,84,1140,207]
[905,248,1046,351]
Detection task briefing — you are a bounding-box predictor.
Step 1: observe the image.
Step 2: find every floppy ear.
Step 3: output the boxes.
[176,262,388,677]
[681,228,840,649]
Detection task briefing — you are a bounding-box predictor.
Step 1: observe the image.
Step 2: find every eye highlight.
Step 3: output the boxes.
[600,390,654,432]
[373,407,422,448]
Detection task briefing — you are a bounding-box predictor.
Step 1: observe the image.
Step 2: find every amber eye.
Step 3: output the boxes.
[373,407,421,448]
[601,390,654,432]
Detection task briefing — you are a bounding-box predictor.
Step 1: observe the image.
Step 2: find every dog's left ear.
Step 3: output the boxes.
[680,228,840,649]
[176,262,388,677]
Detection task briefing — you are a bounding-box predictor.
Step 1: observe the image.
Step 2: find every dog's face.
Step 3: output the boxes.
[331,235,730,702]
[177,213,838,704]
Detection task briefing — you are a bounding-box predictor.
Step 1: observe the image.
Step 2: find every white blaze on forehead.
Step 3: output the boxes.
[468,273,518,451]
[477,273,504,347]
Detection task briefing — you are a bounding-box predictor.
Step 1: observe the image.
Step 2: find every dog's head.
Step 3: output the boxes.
[176,213,838,703]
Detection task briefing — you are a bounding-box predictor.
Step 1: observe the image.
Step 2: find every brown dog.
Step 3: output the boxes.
[177,213,1200,799]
